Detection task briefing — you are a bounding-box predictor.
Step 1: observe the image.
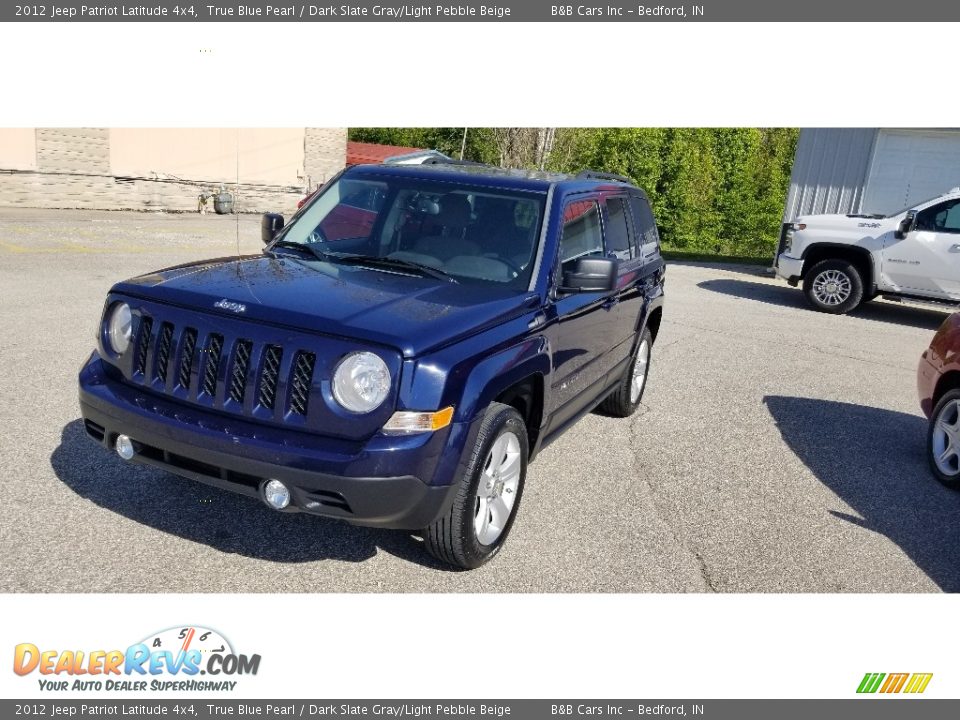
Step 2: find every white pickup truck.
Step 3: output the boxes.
[774,188,960,314]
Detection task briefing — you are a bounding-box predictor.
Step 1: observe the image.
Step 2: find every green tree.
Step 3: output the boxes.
[347,126,799,258]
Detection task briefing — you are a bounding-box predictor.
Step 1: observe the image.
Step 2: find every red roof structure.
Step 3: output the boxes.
[346,141,424,166]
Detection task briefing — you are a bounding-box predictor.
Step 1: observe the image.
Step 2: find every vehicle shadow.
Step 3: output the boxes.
[699,278,950,331]
[764,395,960,592]
[50,419,458,572]
[668,259,773,278]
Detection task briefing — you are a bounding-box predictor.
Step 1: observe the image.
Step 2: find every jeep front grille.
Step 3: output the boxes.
[178,328,197,390]
[289,351,316,415]
[132,316,322,423]
[201,333,223,397]
[258,345,283,410]
[155,322,174,384]
[229,340,252,404]
[135,316,153,376]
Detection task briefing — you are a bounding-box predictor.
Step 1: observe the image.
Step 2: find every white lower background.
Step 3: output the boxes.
[1,594,955,699]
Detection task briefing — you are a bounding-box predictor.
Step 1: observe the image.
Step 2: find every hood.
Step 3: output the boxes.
[112,254,534,358]
[794,214,899,234]
[794,212,895,233]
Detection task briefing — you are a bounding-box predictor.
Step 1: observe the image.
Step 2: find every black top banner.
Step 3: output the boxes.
[4,0,953,22]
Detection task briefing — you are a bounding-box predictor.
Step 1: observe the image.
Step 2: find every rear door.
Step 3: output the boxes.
[602,195,644,361]
[628,193,662,263]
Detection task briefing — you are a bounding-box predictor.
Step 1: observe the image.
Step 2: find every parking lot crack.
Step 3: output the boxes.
[629,407,717,592]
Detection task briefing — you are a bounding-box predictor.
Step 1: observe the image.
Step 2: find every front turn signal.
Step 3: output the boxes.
[382,406,455,434]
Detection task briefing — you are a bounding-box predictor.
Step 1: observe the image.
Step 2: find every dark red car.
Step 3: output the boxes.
[918,313,960,488]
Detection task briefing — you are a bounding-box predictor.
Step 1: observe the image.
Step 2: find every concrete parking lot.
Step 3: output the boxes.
[2,208,959,593]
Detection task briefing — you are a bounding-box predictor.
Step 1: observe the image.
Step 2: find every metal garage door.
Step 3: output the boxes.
[862,130,960,215]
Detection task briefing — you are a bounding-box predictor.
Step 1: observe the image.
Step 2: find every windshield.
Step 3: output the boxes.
[884,193,945,218]
[275,174,545,290]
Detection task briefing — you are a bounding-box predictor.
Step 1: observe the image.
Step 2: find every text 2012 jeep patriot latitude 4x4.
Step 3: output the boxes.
[78,162,666,568]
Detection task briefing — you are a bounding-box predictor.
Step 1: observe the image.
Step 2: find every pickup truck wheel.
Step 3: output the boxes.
[599,326,653,418]
[803,259,864,314]
[928,389,960,490]
[423,402,528,569]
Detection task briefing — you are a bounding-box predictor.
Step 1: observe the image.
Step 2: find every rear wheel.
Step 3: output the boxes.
[600,326,653,418]
[803,259,864,314]
[928,389,960,490]
[423,402,528,569]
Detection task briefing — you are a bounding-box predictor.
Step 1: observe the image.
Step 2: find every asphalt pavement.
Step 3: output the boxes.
[2,208,958,592]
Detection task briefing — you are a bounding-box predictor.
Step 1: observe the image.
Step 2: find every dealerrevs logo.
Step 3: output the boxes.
[13,626,261,692]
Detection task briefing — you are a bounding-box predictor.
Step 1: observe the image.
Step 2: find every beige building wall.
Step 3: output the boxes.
[0,128,348,213]
[109,128,307,186]
[305,127,349,190]
[0,128,38,170]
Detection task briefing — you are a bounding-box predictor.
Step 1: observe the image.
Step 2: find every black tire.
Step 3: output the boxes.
[423,402,528,569]
[927,389,960,490]
[802,259,864,314]
[599,326,653,418]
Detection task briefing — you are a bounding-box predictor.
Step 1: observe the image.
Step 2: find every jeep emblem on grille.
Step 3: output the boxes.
[214,299,247,313]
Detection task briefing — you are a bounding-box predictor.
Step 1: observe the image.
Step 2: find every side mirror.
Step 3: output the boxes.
[558,256,618,294]
[895,211,916,240]
[261,213,285,244]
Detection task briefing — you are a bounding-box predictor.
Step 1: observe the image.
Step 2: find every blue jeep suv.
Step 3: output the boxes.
[79,162,666,568]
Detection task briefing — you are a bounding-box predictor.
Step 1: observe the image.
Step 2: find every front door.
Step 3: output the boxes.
[882,198,960,299]
[548,196,619,427]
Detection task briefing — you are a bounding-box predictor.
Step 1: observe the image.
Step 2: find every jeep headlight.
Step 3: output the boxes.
[106,302,133,355]
[332,352,391,413]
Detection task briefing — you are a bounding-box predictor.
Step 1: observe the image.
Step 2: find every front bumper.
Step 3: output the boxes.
[775,253,803,285]
[79,353,470,529]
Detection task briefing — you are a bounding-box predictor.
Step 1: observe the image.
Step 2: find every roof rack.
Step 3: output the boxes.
[577,170,634,184]
[421,157,486,167]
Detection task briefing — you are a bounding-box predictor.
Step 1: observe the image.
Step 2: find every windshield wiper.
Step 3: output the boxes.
[267,239,328,262]
[328,254,457,283]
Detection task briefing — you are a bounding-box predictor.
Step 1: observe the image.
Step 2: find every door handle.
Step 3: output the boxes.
[527,311,547,330]
[951,244,960,253]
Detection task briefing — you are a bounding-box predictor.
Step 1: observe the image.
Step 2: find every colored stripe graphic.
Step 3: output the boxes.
[904,673,933,694]
[880,673,909,693]
[857,673,885,694]
[857,672,932,694]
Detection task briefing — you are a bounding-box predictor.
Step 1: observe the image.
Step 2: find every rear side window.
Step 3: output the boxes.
[629,195,660,258]
[604,197,634,260]
[559,199,604,271]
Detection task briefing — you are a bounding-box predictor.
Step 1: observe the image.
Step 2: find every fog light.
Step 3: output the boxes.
[263,479,291,510]
[115,434,135,460]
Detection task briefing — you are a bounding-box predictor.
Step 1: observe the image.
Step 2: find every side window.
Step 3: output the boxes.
[916,199,960,234]
[559,199,604,272]
[628,195,660,258]
[604,197,634,261]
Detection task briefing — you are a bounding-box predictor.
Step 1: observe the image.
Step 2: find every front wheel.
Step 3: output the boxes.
[928,389,960,490]
[803,259,864,314]
[423,402,528,569]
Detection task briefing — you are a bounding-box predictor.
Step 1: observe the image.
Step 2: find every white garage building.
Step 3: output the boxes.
[783,128,960,221]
